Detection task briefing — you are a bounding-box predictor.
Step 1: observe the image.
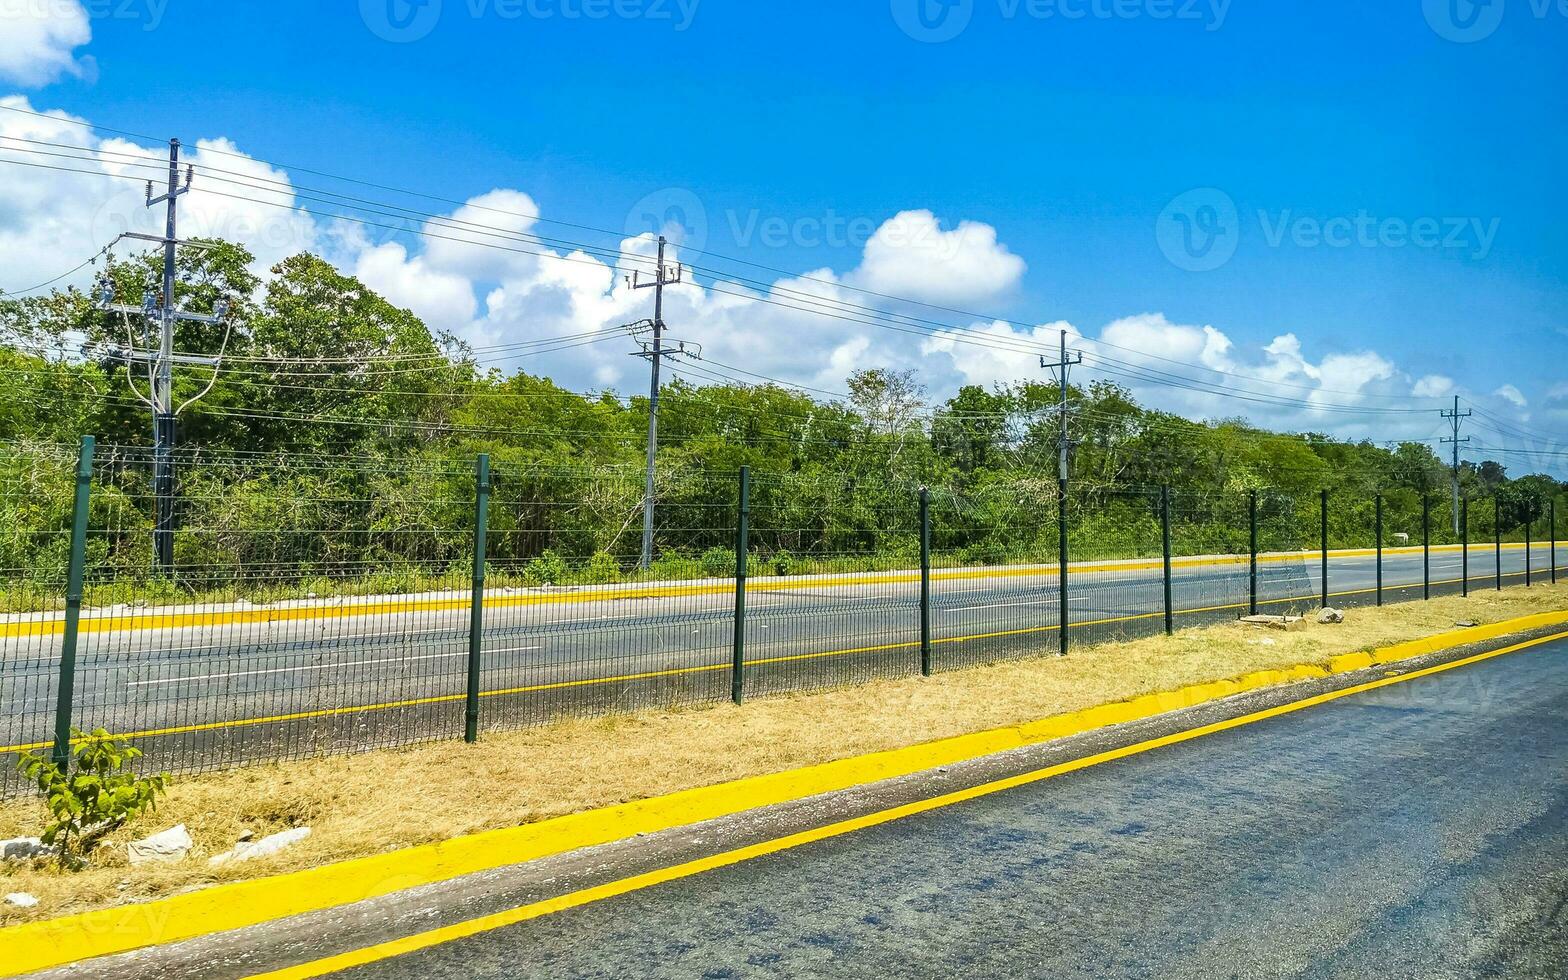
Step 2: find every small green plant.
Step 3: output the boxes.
[699,546,734,579]
[647,552,700,581]
[521,549,568,586]
[581,551,623,585]
[15,729,169,870]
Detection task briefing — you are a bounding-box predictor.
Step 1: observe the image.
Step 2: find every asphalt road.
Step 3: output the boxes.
[328,631,1568,980]
[0,546,1557,763]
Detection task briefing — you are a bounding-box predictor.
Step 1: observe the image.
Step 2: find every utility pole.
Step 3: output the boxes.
[96,138,229,575]
[1040,328,1082,657]
[630,236,685,570]
[1441,395,1471,537]
[150,139,186,572]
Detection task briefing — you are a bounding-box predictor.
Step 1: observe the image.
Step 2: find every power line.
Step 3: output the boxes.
[0,247,112,297]
[0,118,1530,449]
[0,128,1454,410]
[0,151,1450,424]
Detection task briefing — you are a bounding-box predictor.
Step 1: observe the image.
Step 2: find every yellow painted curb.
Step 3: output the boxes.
[4,607,1566,976]
[1327,652,1375,673]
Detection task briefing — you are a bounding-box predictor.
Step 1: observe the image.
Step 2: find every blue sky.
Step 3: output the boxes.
[2,0,1566,469]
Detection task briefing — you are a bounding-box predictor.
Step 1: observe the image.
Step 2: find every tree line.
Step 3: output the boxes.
[1,241,1562,598]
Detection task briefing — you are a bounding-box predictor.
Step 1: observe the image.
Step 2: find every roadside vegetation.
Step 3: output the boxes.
[1,243,1564,611]
[14,730,168,871]
[3,583,1565,924]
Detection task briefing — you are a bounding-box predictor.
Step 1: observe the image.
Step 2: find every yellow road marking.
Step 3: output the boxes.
[2,567,1549,754]
[247,628,1568,980]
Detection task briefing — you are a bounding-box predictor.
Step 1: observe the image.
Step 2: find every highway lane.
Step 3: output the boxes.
[326,631,1568,979]
[0,546,1559,761]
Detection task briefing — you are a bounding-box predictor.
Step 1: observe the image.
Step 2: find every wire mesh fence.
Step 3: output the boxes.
[1166,488,1255,631]
[56,446,478,791]
[479,462,737,730]
[742,480,923,699]
[0,441,77,800]
[1063,487,1169,650]
[2,436,1564,797]
[928,476,1060,673]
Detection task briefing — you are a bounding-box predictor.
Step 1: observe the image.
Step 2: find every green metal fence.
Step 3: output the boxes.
[2,437,1563,796]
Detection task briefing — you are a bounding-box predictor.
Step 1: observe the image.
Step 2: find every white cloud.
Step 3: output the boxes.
[420,189,542,283]
[1493,384,1528,409]
[848,210,1025,305]
[1102,314,1237,373]
[1019,313,1412,441]
[1412,375,1454,398]
[0,1,91,86]
[922,320,1078,389]
[1314,351,1395,401]
[354,242,477,335]
[0,98,319,296]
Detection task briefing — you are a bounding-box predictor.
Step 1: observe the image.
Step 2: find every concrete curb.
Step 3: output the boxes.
[5,607,1568,977]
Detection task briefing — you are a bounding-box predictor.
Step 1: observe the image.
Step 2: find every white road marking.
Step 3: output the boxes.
[948,598,1089,611]
[126,646,542,687]
[528,614,616,626]
[323,626,463,640]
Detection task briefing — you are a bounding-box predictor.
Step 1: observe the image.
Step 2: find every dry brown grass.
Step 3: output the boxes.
[3,585,1566,925]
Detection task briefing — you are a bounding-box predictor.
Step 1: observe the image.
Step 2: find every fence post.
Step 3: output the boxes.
[731,465,750,705]
[919,487,931,676]
[1525,506,1532,587]
[1161,485,1174,636]
[1422,491,1432,600]
[1248,490,1258,616]
[1320,489,1330,610]
[1374,493,1384,607]
[1461,496,1469,597]
[52,436,95,766]
[1495,495,1502,592]
[1057,480,1069,657]
[464,454,491,745]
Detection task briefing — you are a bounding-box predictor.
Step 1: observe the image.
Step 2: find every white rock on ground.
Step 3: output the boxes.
[209,827,311,866]
[1317,607,1345,624]
[5,893,39,908]
[127,825,194,866]
[1,838,52,862]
